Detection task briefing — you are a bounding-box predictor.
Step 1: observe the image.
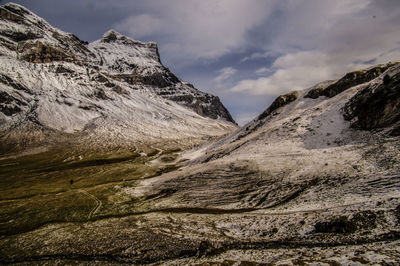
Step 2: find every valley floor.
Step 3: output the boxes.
[1,136,400,265]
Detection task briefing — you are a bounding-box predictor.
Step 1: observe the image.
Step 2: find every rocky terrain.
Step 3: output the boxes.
[1,3,400,266]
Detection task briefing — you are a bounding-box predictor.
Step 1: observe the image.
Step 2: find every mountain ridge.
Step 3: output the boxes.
[0,2,236,154]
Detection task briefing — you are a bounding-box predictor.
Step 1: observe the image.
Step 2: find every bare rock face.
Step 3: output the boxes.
[343,64,400,130]
[258,91,299,120]
[305,64,393,99]
[89,30,237,124]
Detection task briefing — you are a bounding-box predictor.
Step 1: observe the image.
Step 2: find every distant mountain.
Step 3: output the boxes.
[0,3,236,154]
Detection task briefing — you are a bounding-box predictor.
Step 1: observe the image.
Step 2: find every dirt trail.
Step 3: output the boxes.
[78,189,102,219]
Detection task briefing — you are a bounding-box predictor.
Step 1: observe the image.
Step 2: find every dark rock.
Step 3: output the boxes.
[0,91,26,116]
[112,85,128,95]
[305,65,393,99]
[0,29,40,42]
[55,65,73,74]
[395,205,400,224]
[18,41,72,63]
[168,94,236,124]
[0,74,31,94]
[142,70,180,88]
[196,241,216,257]
[2,4,30,17]
[389,124,400,136]
[101,31,118,43]
[0,104,21,116]
[77,103,103,111]
[258,91,299,120]
[0,91,26,106]
[0,6,23,23]
[93,74,109,83]
[94,88,109,100]
[104,81,115,88]
[51,31,94,58]
[343,68,400,130]
[351,210,377,230]
[305,86,325,99]
[0,36,16,52]
[314,216,357,234]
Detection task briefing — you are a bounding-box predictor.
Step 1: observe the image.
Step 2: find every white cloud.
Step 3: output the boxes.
[214,67,237,85]
[232,51,333,95]
[115,14,163,37]
[241,51,276,62]
[110,0,400,114]
[255,67,271,75]
[232,47,400,96]
[231,0,400,96]
[114,0,275,61]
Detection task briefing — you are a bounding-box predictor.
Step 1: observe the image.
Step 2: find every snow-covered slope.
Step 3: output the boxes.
[89,30,162,76]
[123,62,400,263]
[0,3,236,153]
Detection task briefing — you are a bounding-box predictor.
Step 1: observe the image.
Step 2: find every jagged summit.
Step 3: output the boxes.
[100,29,157,47]
[90,30,162,74]
[0,3,236,153]
[1,2,36,18]
[101,29,129,42]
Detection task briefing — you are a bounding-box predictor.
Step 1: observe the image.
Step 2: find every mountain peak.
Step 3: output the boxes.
[0,2,45,26]
[2,2,32,15]
[100,29,157,49]
[101,29,127,42]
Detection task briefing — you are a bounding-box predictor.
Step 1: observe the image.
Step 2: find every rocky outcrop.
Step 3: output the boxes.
[18,41,71,63]
[343,64,400,130]
[0,5,24,23]
[89,30,236,123]
[0,91,25,116]
[305,64,393,99]
[258,91,299,120]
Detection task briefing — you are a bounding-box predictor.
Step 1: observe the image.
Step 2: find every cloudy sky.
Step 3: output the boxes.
[4,0,400,125]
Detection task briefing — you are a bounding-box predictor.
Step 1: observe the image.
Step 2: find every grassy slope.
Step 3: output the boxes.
[0,146,181,236]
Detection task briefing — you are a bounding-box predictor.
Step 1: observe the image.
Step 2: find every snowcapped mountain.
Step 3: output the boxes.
[0,3,236,154]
